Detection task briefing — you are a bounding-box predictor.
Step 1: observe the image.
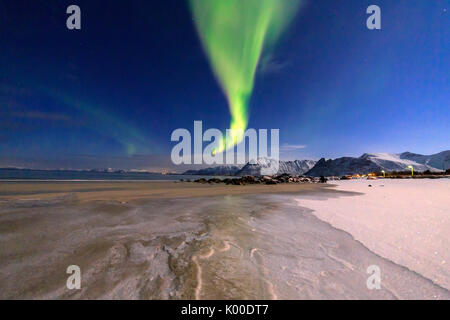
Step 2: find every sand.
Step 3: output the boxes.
[296,179,450,290]
[0,180,448,299]
[0,181,333,202]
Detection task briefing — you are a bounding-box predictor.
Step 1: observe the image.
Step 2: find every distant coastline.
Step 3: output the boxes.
[1,150,448,180]
[0,168,217,181]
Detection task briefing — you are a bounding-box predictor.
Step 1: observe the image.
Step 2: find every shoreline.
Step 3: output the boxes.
[0,181,348,203]
[0,180,448,299]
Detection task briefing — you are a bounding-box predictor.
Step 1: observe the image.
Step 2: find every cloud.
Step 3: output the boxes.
[280,144,307,151]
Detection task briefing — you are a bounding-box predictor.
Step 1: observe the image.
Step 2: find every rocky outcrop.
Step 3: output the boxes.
[193,174,325,185]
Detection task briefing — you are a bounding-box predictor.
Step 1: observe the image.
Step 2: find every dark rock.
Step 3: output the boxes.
[231,178,244,185]
[241,176,257,184]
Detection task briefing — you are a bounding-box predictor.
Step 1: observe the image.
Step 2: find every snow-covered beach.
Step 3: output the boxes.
[296,179,450,290]
[0,180,448,299]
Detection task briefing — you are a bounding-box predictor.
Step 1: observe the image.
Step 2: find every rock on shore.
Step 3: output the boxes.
[192,174,327,185]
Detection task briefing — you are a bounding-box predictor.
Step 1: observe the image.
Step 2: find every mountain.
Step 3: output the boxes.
[400,151,450,171]
[306,157,381,177]
[237,158,317,176]
[306,151,449,177]
[182,158,316,176]
[183,165,242,176]
[360,152,446,172]
[182,151,449,177]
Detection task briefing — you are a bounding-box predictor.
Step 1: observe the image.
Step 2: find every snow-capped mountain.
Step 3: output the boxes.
[360,153,442,172]
[182,158,317,176]
[306,151,449,177]
[182,151,449,177]
[400,151,450,171]
[305,157,381,177]
[237,158,316,176]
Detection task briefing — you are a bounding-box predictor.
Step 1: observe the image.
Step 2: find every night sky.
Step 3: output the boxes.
[0,0,448,170]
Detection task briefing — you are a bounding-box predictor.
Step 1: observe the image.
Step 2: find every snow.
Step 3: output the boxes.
[239,158,317,176]
[295,179,450,290]
[363,153,444,172]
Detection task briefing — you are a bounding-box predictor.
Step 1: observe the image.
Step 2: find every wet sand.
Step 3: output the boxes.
[0,181,448,299]
[0,181,336,202]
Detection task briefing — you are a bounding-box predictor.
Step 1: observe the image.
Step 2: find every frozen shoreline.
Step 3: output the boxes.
[296,179,450,290]
[0,180,448,299]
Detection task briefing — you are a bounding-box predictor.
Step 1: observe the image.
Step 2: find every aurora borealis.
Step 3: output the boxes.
[189,0,301,152]
[0,0,448,170]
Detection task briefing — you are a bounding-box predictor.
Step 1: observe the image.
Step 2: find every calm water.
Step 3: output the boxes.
[0,168,218,181]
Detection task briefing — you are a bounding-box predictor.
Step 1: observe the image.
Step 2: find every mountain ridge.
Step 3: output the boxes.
[306,150,449,177]
[182,150,449,177]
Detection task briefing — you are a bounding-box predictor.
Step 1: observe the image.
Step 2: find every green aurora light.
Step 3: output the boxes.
[189,0,301,152]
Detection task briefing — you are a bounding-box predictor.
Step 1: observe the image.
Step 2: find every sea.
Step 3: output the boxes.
[0,168,215,181]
